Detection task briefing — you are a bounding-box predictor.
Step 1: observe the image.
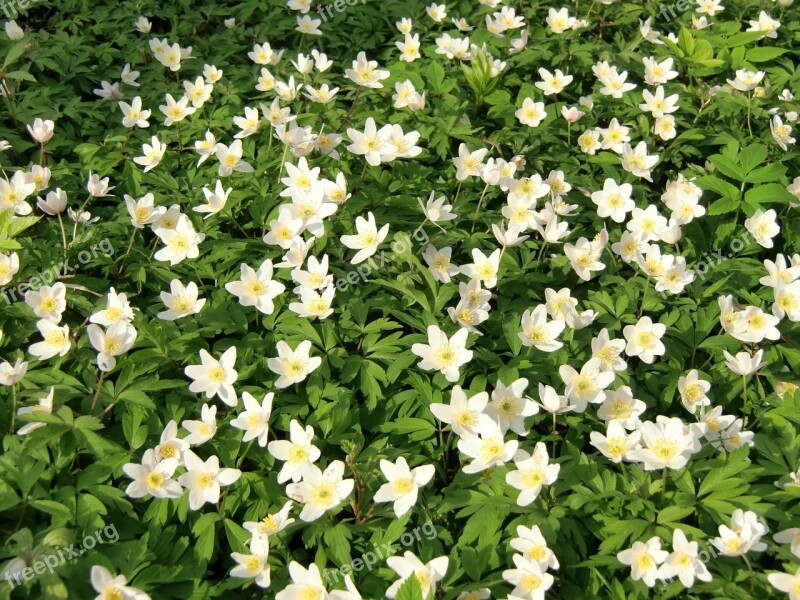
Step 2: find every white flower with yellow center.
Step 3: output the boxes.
[458,420,518,474]
[268,419,321,483]
[122,448,182,500]
[230,535,271,588]
[385,552,449,600]
[505,442,559,505]
[678,369,712,414]
[510,524,560,571]
[617,537,668,588]
[503,554,555,599]
[177,450,241,510]
[157,280,205,321]
[411,325,474,383]
[230,392,273,448]
[90,565,151,600]
[710,509,768,557]
[590,419,642,464]
[285,461,354,522]
[629,416,704,471]
[519,305,566,352]
[623,316,666,364]
[181,403,218,446]
[25,282,67,323]
[373,456,435,517]
[340,211,390,265]
[87,320,137,372]
[267,340,322,388]
[558,362,615,412]
[184,347,239,407]
[28,319,71,361]
[225,259,286,315]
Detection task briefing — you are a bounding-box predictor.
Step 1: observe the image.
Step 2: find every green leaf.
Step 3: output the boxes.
[395,575,424,600]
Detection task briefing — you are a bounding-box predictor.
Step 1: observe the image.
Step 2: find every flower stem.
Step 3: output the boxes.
[470,182,490,233]
[90,371,105,415]
[56,213,68,259]
[10,384,17,434]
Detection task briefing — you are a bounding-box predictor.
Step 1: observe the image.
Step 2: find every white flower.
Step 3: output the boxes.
[486,378,539,436]
[87,321,137,372]
[723,349,765,376]
[15,386,54,435]
[177,450,241,510]
[597,386,646,429]
[0,358,27,386]
[285,461,354,522]
[730,305,780,343]
[25,282,67,322]
[182,403,218,446]
[518,305,565,352]
[346,118,394,166]
[429,385,493,437]
[559,362,615,412]
[710,509,768,556]
[385,552,449,599]
[87,171,114,197]
[184,347,238,407]
[516,98,547,127]
[536,68,573,96]
[215,139,254,177]
[657,529,712,588]
[243,500,295,539]
[617,537,668,588]
[90,565,151,600]
[154,420,188,463]
[453,144,488,180]
[344,51,390,88]
[373,457,435,517]
[154,215,205,265]
[460,248,501,288]
[590,419,641,463]
[510,525,559,572]
[193,180,232,218]
[505,442,559,505]
[5,20,24,40]
[623,316,666,364]
[768,567,800,600]
[340,212,389,264]
[230,392,273,448]
[159,94,196,126]
[133,135,166,172]
[621,142,659,181]
[267,340,322,388]
[27,118,54,144]
[629,417,705,471]
[158,280,206,320]
[770,116,795,151]
[0,252,19,285]
[727,69,764,92]
[225,259,285,314]
[411,326,473,382]
[268,420,321,483]
[591,178,634,223]
[419,191,456,224]
[122,448,182,500]
[590,328,627,372]
[678,370,711,413]
[503,555,555,599]
[546,7,575,33]
[744,209,780,248]
[230,535,271,588]
[29,320,70,360]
